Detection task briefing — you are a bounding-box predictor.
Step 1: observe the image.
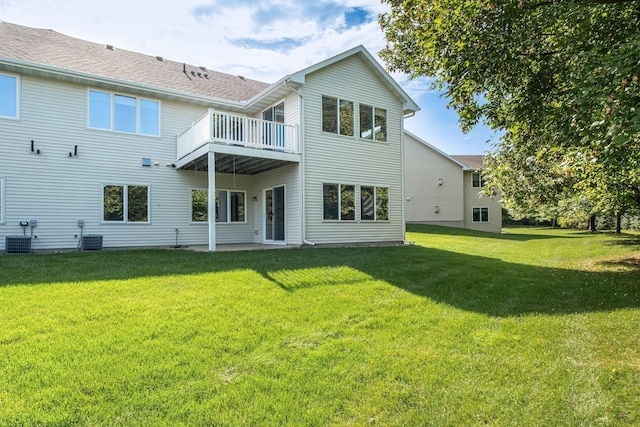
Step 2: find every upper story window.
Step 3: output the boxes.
[0,74,19,119]
[263,101,284,123]
[322,96,354,137]
[472,172,484,188]
[359,105,387,142]
[263,101,285,148]
[321,96,388,142]
[89,90,160,136]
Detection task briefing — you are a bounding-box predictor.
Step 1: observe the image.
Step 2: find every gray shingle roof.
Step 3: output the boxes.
[0,21,270,102]
[450,155,485,170]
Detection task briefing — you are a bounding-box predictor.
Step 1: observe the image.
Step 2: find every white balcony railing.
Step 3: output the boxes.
[177,109,299,160]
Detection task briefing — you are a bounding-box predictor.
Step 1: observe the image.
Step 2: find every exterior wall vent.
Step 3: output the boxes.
[5,236,31,253]
[81,234,103,251]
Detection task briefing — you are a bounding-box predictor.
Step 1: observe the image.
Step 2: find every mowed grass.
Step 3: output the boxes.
[0,226,638,426]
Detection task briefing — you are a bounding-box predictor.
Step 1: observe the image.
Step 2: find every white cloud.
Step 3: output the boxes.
[0,0,388,82]
[393,75,439,100]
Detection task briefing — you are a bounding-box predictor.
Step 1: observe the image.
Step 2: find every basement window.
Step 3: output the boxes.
[323,183,355,221]
[360,186,389,221]
[472,207,489,223]
[191,189,246,223]
[103,185,149,223]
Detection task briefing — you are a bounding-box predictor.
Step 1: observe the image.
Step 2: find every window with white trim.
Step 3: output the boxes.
[89,90,160,136]
[0,177,5,224]
[359,104,387,142]
[360,186,389,221]
[0,74,19,119]
[323,183,355,221]
[322,96,354,136]
[472,207,489,223]
[190,189,246,223]
[191,189,208,222]
[472,172,484,188]
[216,190,246,223]
[103,185,149,223]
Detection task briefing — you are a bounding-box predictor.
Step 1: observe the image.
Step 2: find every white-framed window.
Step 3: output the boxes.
[191,189,208,222]
[216,190,246,223]
[323,183,355,221]
[472,172,484,188]
[262,101,285,123]
[359,104,387,142]
[88,90,160,136]
[103,184,150,223]
[0,177,5,224]
[192,189,246,223]
[360,186,389,221]
[322,96,354,136]
[262,101,286,148]
[0,74,19,119]
[472,207,489,223]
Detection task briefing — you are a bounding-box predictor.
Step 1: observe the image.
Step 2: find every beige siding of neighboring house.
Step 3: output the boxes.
[300,55,406,244]
[404,133,464,227]
[0,74,238,250]
[462,171,502,233]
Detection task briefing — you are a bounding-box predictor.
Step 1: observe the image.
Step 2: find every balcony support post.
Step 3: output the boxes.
[207,152,216,252]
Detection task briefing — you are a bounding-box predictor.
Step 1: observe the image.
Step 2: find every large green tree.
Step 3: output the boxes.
[380,0,640,215]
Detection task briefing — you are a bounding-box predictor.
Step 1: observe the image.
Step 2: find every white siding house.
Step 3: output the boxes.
[404,132,502,233]
[0,21,418,252]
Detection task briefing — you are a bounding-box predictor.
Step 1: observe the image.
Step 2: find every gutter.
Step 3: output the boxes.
[283,79,307,247]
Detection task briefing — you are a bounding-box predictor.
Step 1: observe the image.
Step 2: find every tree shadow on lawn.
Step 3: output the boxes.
[361,245,640,317]
[0,245,638,318]
[408,224,574,242]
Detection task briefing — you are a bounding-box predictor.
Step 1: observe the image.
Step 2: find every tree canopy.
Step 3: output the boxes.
[380,0,640,216]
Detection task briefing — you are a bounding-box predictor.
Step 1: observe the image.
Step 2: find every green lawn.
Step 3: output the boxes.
[0,226,638,426]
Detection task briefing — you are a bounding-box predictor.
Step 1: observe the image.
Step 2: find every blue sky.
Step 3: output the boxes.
[0,0,498,154]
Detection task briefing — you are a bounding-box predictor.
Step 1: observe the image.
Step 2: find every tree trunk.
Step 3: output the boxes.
[588,214,597,232]
[616,212,622,234]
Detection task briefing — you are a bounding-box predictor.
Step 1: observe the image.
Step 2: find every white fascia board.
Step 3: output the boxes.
[287,45,420,114]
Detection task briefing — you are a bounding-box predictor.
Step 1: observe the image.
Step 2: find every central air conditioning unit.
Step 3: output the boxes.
[81,234,103,251]
[5,236,32,254]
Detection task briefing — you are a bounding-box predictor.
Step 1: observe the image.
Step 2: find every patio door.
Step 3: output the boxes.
[264,185,285,243]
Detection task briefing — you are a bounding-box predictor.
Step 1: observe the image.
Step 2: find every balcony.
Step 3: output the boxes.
[177,109,299,161]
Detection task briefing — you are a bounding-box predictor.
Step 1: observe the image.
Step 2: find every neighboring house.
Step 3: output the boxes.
[0,21,419,252]
[404,132,502,233]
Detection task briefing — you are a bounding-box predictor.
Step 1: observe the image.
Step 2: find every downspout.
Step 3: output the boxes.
[283,79,314,247]
[401,111,415,244]
[207,152,216,251]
